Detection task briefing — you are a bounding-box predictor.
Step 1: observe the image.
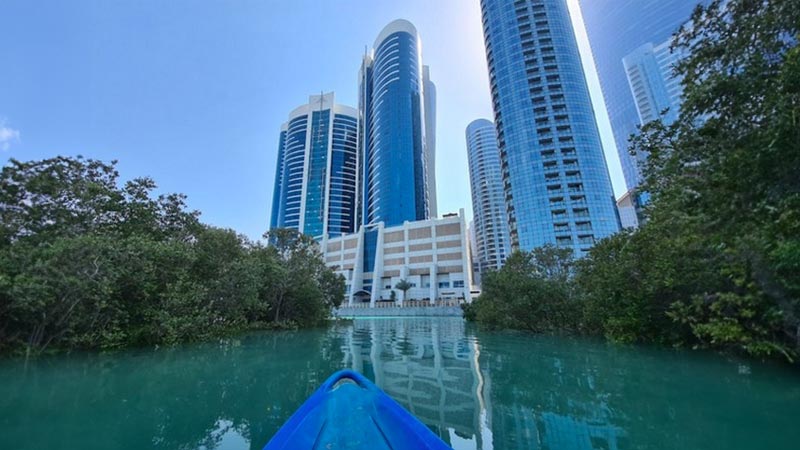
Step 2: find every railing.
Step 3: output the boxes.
[340,299,465,309]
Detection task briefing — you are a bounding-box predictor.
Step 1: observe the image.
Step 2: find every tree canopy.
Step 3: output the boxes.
[0,156,344,354]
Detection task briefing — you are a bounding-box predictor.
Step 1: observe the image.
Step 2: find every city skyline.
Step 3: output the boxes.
[2,0,628,241]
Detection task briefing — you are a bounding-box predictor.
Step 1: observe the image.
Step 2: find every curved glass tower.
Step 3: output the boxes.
[479,0,620,254]
[360,19,430,228]
[270,92,358,239]
[466,119,511,276]
[269,128,287,231]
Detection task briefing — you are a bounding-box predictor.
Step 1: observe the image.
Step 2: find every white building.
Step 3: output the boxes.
[616,190,639,229]
[323,210,473,306]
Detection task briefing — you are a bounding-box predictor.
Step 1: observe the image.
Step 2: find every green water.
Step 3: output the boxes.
[1,317,799,450]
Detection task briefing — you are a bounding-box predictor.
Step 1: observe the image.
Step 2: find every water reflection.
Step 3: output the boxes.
[339,318,624,450]
[342,319,490,448]
[0,317,798,450]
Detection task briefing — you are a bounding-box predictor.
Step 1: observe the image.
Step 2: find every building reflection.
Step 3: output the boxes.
[339,318,625,450]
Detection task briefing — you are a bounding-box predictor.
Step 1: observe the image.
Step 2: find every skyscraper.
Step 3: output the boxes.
[623,38,685,126]
[269,128,287,231]
[360,19,430,229]
[423,65,438,218]
[579,0,701,191]
[270,92,358,239]
[466,119,511,276]
[479,0,620,254]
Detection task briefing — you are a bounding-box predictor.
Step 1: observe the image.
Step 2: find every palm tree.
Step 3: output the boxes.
[394,279,413,303]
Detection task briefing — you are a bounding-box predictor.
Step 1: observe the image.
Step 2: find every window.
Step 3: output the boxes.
[438,281,451,289]
[453,280,465,288]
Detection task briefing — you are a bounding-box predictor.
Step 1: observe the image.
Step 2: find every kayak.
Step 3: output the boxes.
[264,369,451,449]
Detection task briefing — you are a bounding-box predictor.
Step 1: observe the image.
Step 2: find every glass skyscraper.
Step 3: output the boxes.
[479,0,620,254]
[269,128,287,231]
[623,38,685,126]
[466,119,511,276]
[270,92,358,239]
[579,0,701,191]
[360,19,430,228]
[423,65,438,218]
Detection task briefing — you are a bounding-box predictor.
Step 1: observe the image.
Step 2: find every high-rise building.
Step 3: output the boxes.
[579,0,700,191]
[423,65,438,218]
[269,128,287,231]
[479,0,620,254]
[623,38,685,126]
[466,119,511,276]
[270,92,359,239]
[360,19,430,229]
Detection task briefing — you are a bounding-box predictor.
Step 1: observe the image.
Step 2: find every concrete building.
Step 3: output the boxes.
[616,189,639,229]
[466,119,511,278]
[322,210,473,305]
[270,92,359,239]
[479,0,620,255]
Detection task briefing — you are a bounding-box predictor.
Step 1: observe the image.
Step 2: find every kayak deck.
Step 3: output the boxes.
[264,369,451,449]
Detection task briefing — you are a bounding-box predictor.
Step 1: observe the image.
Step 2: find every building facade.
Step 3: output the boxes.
[468,220,482,287]
[269,128,287,231]
[466,119,511,277]
[479,0,620,255]
[323,210,472,305]
[616,189,638,229]
[423,65,438,218]
[579,0,700,191]
[623,38,685,126]
[270,92,359,239]
[360,19,431,229]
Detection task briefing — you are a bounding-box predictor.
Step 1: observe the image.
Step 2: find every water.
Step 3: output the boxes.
[1,317,799,450]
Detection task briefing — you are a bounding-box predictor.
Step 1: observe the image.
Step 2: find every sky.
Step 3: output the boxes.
[1,0,625,241]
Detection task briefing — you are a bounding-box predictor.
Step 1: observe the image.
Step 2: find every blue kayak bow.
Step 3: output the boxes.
[264,369,451,449]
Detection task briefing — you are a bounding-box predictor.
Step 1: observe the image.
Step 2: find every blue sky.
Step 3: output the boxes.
[1,0,624,241]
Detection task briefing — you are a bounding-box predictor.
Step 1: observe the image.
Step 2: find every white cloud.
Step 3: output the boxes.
[0,120,20,151]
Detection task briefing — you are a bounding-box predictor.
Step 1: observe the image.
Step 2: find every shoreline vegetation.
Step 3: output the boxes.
[466,0,800,363]
[0,155,345,355]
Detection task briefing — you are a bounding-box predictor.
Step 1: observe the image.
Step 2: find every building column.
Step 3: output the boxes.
[459,208,473,301]
[350,228,365,306]
[429,265,437,304]
[370,222,385,307]
[430,220,438,304]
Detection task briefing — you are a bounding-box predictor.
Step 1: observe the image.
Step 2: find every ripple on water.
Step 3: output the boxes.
[0,317,798,450]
